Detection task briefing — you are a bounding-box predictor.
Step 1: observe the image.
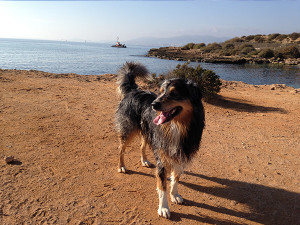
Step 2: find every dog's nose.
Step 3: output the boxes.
[151,101,161,111]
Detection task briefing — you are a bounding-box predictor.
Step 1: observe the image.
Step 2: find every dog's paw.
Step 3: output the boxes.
[118,166,127,173]
[158,207,170,219]
[170,194,183,204]
[141,159,152,168]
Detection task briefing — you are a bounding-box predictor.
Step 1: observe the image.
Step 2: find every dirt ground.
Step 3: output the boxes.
[0,69,299,225]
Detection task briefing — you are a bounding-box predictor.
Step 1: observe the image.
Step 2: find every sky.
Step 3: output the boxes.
[0,0,299,43]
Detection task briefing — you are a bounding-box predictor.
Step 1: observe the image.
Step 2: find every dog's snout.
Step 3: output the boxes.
[152,101,161,111]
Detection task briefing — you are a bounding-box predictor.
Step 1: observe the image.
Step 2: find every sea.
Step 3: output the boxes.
[1,38,300,88]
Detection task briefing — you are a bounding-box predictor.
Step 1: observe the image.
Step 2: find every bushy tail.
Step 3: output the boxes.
[117,62,151,96]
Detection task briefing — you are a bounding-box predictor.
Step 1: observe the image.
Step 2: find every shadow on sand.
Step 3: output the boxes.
[170,172,300,225]
[207,96,287,114]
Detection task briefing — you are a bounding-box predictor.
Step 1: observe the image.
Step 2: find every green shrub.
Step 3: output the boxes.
[238,44,255,50]
[268,33,280,41]
[193,43,206,49]
[222,43,235,50]
[258,48,274,58]
[244,35,256,42]
[182,43,195,50]
[280,46,300,58]
[240,47,257,56]
[274,51,284,59]
[254,35,265,43]
[237,44,255,55]
[275,34,288,41]
[289,32,300,41]
[226,37,244,43]
[168,63,222,98]
[219,49,237,56]
[203,43,222,53]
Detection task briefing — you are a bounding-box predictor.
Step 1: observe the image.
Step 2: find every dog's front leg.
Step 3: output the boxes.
[156,165,170,219]
[170,171,183,204]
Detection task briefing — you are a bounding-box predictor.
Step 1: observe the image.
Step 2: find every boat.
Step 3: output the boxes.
[111,37,126,48]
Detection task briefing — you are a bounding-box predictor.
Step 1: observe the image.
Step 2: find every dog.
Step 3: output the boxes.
[115,62,205,219]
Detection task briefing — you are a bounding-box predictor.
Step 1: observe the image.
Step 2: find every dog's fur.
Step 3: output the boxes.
[115,62,205,219]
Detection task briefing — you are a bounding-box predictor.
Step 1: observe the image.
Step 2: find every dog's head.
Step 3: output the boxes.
[152,78,202,125]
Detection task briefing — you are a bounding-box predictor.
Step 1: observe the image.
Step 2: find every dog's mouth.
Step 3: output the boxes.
[153,106,182,125]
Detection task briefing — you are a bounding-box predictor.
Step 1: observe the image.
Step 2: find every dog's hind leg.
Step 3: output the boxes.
[118,130,138,173]
[118,138,128,173]
[170,169,184,204]
[140,136,152,168]
[156,163,170,219]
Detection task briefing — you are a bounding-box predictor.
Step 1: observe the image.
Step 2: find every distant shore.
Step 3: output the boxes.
[147,47,300,65]
[147,33,300,65]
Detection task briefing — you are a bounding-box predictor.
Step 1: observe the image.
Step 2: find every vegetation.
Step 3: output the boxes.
[182,42,206,50]
[147,63,222,99]
[280,46,300,58]
[225,32,300,44]
[147,33,300,65]
[167,63,222,98]
[258,48,274,59]
[180,33,300,60]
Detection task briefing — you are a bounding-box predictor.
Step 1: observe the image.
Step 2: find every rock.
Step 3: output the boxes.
[284,59,299,65]
[4,155,15,164]
[291,89,300,94]
[270,84,287,90]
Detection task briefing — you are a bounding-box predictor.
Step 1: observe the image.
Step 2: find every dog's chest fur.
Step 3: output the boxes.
[141,107,194,163]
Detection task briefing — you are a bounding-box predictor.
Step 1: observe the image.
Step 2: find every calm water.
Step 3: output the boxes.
[1,38,299,88]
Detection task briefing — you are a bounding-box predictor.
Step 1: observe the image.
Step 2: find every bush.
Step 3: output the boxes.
[203,43,222,53]
[219,49,237,56]
[240,47,257,56]
[234,44,256,56]
[280,46,300,58]
[254,35,265,43]
[168,63,222,98]
[275,34,288,41]
[289,32,300,41]
[274,51,284,59]
[244,35,256,42]
[182,43,195,50]
[268,33,280,41]
[258,48,274,58]
[226,37,244,43]
[193,43,206,49]
[222,43,235,50]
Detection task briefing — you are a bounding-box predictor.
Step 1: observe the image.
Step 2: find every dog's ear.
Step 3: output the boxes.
[186,80,202,104]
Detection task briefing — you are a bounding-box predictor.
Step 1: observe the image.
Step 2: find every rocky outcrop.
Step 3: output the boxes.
[147,47,300,65]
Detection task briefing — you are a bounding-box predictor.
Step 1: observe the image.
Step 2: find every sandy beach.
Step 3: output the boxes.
[1,69,299,224]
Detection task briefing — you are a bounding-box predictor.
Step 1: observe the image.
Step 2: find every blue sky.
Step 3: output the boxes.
[0,0,299,43]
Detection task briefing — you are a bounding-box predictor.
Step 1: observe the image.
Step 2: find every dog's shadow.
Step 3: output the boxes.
[171,172,300,225]
[207,96,287,113]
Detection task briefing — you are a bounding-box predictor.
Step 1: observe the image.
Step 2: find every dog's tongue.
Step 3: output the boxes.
[153,111,169,125]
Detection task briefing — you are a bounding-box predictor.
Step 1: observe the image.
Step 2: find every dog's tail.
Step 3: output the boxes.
[117,62,151,96]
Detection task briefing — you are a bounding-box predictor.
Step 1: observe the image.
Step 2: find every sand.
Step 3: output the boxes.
[0,69,299,225]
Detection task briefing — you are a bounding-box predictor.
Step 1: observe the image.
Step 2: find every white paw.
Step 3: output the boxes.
[141,160,152,168]
[170,194,183,204]
[118,166,127,173]
[158,207,170,219]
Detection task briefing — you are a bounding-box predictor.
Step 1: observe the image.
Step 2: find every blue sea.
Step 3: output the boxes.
[1,38,299,88]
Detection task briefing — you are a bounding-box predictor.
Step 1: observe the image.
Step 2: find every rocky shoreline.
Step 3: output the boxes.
[147,47,300,65]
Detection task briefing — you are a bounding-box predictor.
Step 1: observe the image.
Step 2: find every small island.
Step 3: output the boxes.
[147,33,300,65]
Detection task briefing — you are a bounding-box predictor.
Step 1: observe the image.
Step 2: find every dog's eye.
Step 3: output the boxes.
[169,90,177,97]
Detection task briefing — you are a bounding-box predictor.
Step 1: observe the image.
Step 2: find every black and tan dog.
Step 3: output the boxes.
[115,62,205,219]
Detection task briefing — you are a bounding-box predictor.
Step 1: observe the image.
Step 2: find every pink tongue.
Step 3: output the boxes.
[153,112,168,125]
